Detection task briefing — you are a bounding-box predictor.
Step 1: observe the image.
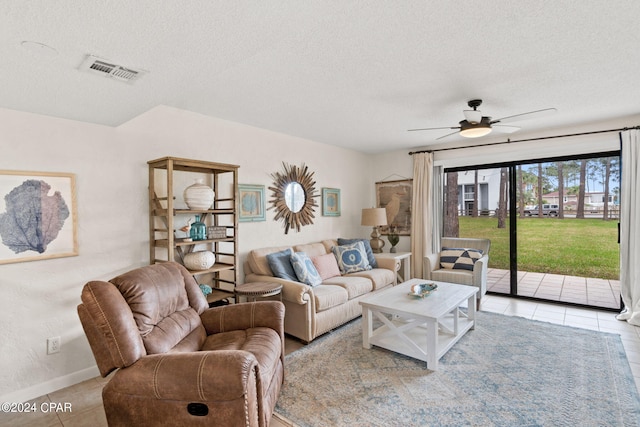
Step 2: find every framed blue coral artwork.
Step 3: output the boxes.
[322,188,340,217]
[0,170,78,264]
[239,184,266,222]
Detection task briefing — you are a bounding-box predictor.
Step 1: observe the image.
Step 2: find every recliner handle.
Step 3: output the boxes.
[187,403,209,416]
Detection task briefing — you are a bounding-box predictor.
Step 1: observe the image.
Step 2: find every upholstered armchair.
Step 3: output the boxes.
[77,262,284,427]
[423,237,491,306]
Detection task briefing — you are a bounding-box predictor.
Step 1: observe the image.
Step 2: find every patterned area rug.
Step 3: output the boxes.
[275,311,640,427]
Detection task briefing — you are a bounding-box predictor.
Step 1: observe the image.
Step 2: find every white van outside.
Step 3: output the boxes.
[524,204,560,217]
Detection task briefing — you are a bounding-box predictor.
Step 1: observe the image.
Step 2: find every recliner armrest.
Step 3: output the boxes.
[201,301,285,366]
[105,351,258,402]
[201,301,285,337]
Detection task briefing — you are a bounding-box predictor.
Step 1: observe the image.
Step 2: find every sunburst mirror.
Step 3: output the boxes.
[268,163,318,234]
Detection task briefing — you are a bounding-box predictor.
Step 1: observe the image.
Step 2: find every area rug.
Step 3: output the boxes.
[274,311,640,427]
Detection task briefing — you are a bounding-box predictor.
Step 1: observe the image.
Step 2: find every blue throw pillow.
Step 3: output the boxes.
[290,252,323,287]
[332,241,372,274]
[266,248,298,281]
[337,238,378,268]
[440,247,483,271]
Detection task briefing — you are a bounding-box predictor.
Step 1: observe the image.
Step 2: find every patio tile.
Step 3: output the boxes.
[487,268,621,310]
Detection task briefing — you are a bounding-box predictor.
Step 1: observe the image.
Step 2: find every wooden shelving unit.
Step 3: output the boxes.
[148,156,239,304]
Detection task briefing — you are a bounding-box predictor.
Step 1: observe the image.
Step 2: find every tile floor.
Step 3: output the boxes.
[3,294,639,427]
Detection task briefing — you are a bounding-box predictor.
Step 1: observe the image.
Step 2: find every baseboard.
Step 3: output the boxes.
[0,365,101,404]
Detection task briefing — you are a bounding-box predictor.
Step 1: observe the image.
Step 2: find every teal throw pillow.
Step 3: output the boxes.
[266,248,298,281]
[290,252,323,287]
[337,238,378,268]
[440,247,483,271]
[332,241,372,274]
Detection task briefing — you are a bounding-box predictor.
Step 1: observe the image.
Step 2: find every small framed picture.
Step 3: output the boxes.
[322,188,341,217]
[238,184,266,222]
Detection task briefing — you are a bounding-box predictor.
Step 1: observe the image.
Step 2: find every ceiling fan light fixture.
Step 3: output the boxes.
[463,109,483,124]
[459,118,492,138]
[460,126,492,138]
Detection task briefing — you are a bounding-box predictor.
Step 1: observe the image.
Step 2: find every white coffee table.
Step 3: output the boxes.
[359,278,478,370]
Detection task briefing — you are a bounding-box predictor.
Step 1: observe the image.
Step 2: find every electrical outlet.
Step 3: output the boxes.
[47,336,61,355]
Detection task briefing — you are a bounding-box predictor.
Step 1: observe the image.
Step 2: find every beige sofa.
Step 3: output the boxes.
[244,239,398,343]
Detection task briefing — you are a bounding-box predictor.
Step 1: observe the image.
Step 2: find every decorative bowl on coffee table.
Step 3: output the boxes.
[408,282,438,298]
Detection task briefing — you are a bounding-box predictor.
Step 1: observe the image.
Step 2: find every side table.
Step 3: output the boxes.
[375,252,412,283]
[235,282,283,303]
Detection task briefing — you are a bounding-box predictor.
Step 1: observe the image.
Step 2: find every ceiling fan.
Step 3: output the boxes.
[408,99,557,140]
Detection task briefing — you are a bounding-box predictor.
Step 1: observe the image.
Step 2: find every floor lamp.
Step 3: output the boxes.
[361,208,388,253]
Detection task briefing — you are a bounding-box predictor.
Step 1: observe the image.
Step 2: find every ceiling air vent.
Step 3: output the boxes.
[79,55,147,84]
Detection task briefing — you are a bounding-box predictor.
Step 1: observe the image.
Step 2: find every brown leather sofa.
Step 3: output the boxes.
[77,262,284,427]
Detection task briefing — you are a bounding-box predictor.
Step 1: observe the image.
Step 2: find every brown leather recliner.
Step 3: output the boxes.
[77,262,285,427]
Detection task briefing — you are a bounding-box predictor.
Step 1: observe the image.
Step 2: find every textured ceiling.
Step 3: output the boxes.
[1,1,639,153]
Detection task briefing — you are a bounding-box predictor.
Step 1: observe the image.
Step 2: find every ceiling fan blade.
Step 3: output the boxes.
[408,126,459,132]
[492,125,520,134]
[436,130,462,140]
[491,108,557,124]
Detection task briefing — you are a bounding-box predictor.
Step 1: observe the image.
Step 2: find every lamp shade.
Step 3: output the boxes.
[361,208,388,226]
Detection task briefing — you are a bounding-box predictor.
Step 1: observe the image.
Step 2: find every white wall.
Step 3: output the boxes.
[0,105,373,402]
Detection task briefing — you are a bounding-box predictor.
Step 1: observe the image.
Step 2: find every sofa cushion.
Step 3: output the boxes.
[291,252,323,287]
[337,238,378,268]
[312,285,349,312]
[293,242,328,257]
[266,248,298,281]
[347,268,395,290]
[431,269,474,286]
[331,241,372,274]
[322,276,373,299]
[440,247,483,271]
[248,246,292,276]
[311,253,341,280]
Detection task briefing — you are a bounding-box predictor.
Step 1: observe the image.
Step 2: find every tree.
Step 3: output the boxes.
[518,165,525,217]
[557,162,564,219]
[537,163,543,218]
[563,160,581,189]
[473,170,479,217]
[520,166,538,205]
[603,157,611,220]
[497,167,508,229]
[444,172,459,237]
[576,159,587,218]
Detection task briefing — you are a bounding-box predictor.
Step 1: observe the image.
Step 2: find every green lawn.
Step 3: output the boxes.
[459,216,620,280]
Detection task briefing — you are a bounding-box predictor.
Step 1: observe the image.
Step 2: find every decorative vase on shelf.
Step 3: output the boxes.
[184,179,214,210]
[183,251,216,270]
[388,228,400,253]
[190,215,207,241]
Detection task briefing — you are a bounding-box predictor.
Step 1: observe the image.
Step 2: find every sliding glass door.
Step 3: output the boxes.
[445,152,621,310]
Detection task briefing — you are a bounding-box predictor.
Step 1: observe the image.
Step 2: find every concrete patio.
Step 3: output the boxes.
[487,268,621,309]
